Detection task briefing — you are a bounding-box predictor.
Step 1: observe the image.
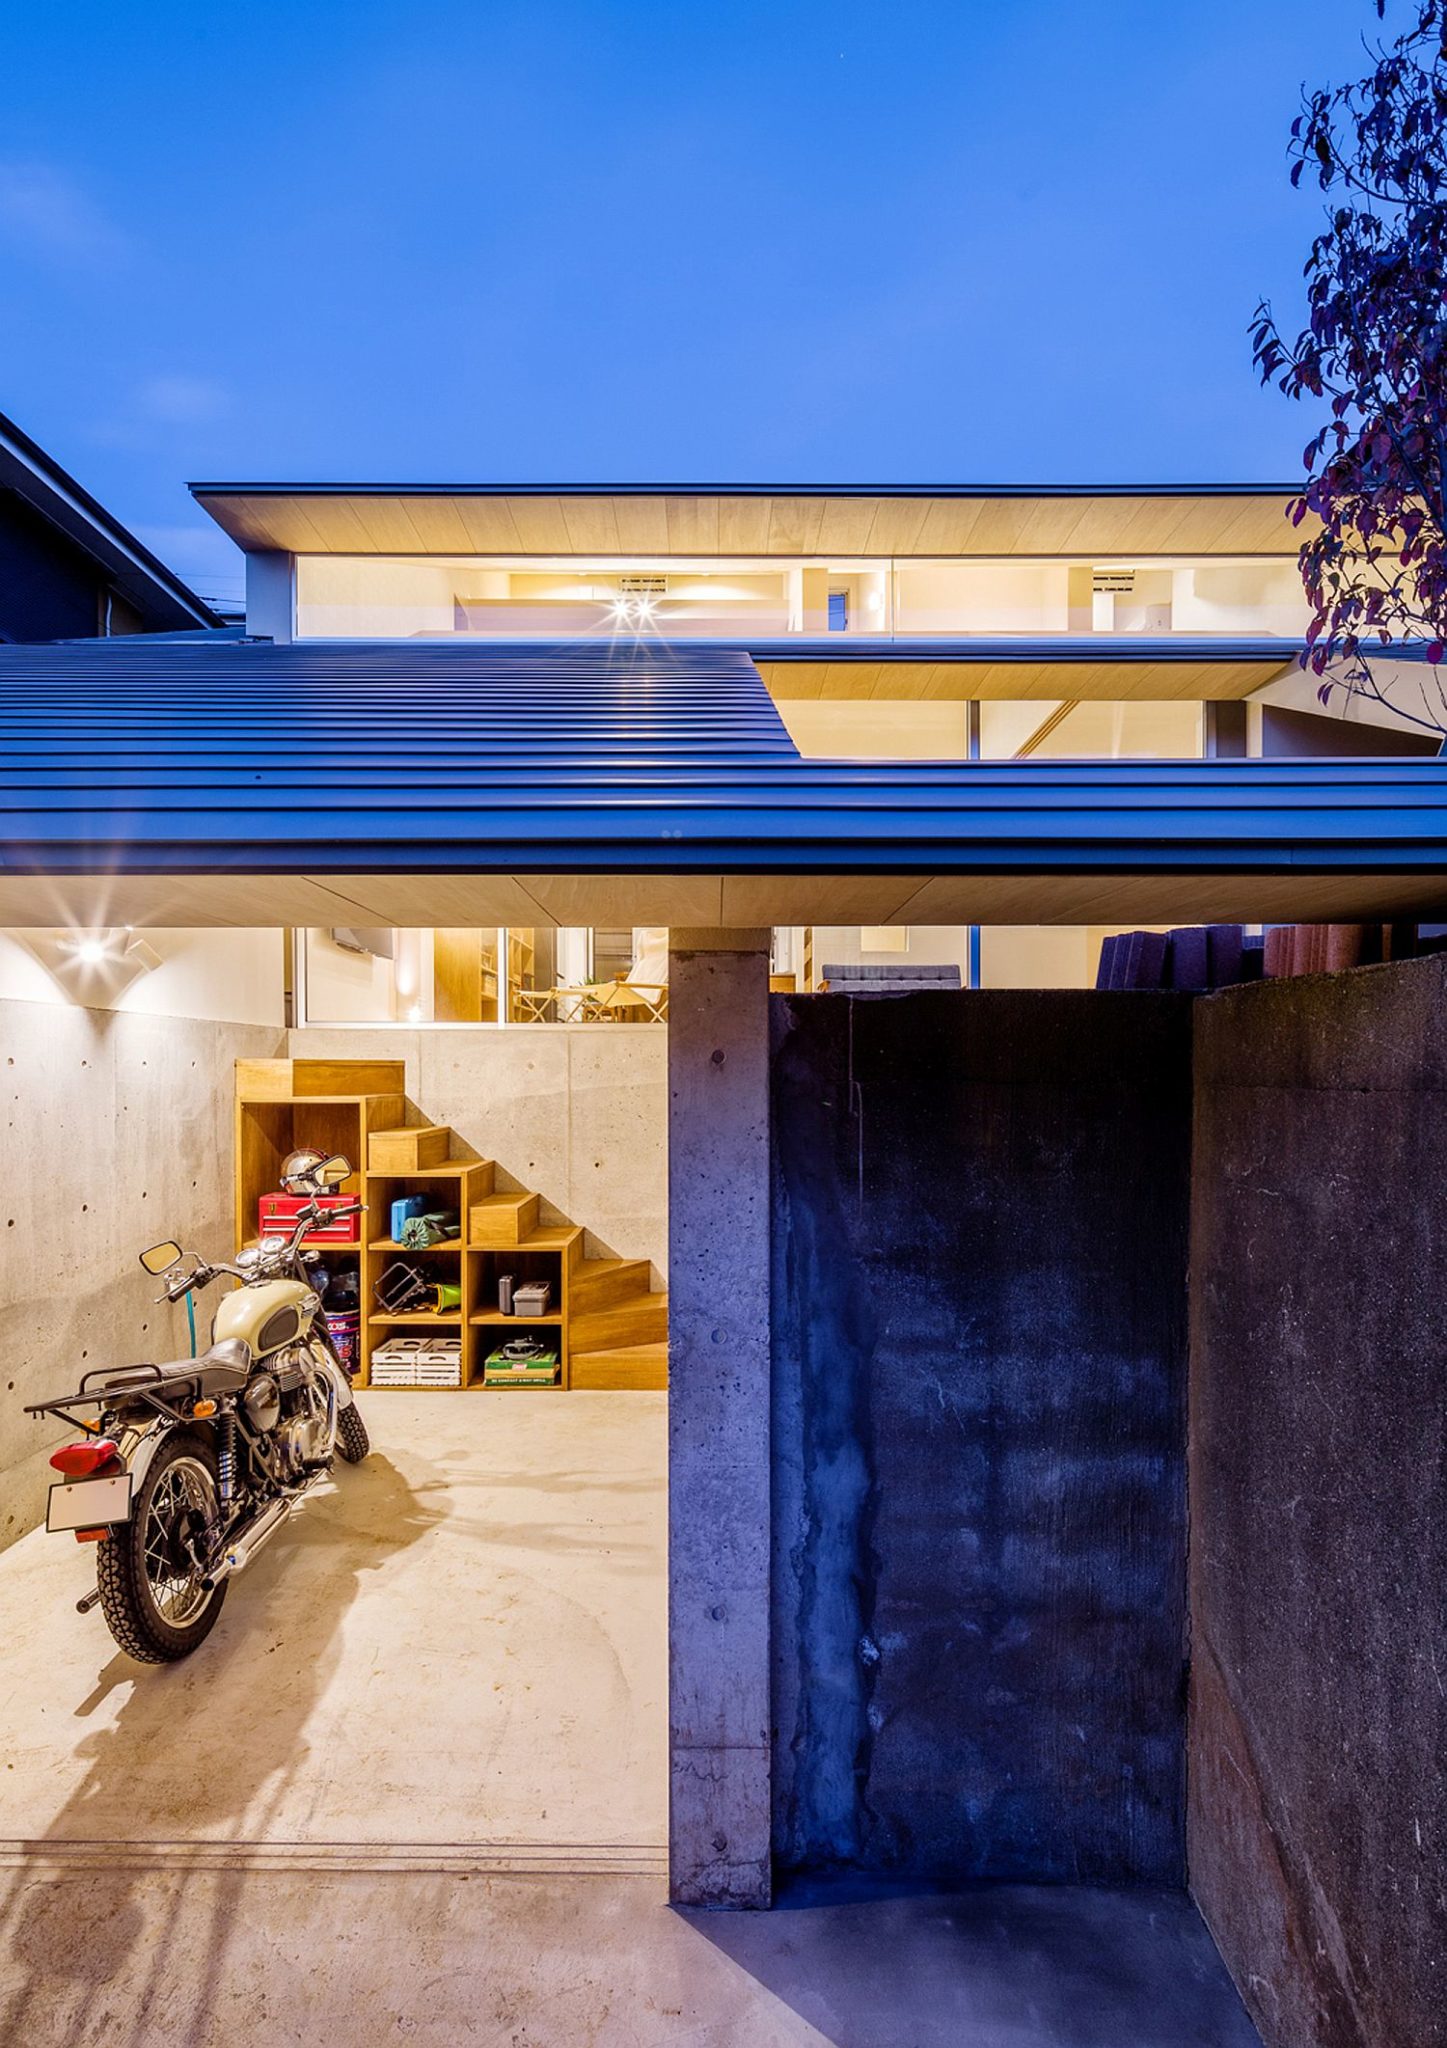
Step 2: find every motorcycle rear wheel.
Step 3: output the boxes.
[97,1432,227,1663]
[335,1400,370,1464]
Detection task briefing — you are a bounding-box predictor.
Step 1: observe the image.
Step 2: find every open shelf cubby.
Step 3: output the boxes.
[235,1057,665,1393]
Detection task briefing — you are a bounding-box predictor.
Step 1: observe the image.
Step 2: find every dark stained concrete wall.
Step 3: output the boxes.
[1189,959,1447,2048]
[770,991,1194,1886]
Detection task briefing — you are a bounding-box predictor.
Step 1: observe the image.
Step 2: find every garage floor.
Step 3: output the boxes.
[0,1391,668,1855]
[0,1391,1259,2047]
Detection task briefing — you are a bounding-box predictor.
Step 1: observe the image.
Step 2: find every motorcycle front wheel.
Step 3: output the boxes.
[97,1432,227,1663]
[335,1400,370,1464]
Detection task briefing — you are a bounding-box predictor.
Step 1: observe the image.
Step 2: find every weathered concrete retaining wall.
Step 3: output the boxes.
[288,1027,668,1279]
[0,1001,282,1550]
[1189,959,1447,2048]
[770,990,1193,1886]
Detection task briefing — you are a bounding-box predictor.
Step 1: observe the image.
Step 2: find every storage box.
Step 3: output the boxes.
[370,1337,428,1387]
[512,1280,552,1317]
[371,1334,463,1388]
[258,1192,360,1243]
[389,1193,428,1241]
[484,1345,559,1387]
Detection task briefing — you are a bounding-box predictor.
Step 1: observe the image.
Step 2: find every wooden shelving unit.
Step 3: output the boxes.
[235,1057,666,1393]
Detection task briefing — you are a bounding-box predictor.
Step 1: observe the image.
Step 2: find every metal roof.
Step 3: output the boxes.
[0,411,221,632]
[0,641,1443,931]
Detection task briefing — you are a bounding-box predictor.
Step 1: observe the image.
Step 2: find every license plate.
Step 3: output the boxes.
[47,1472,132,1533]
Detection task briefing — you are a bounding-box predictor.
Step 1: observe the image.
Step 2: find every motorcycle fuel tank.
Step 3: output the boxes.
[214,1278,318,1359]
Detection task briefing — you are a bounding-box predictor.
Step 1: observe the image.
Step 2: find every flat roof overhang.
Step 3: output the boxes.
[190,482,1307,560]
[2,639,1441,931]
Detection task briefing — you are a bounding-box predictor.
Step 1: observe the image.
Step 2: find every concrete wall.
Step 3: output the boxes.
[770,990,1193,1887]
[288,1026,668,1277]
[1189,959,1447,2048]
[0,1002,282,1550]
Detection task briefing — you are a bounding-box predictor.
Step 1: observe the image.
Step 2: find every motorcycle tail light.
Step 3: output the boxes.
[49,1439,120,1477]
[74,1528,111,1544]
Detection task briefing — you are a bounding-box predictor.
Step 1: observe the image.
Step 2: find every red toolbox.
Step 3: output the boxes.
[258,1193,361,1243]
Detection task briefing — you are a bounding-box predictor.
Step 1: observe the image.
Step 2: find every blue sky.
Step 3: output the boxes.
[1,0,1382,605]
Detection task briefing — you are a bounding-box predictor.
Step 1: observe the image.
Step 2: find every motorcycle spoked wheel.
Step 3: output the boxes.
[96,1431,228,1663]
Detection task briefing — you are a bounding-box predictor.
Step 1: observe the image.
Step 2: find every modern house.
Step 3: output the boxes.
[0,479,1441,2048]
[0,409,220,642]
[149,478,1447,1010]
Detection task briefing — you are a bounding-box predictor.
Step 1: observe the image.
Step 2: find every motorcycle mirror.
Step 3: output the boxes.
[318,1155,351,1187]
[139,1240,184,1276]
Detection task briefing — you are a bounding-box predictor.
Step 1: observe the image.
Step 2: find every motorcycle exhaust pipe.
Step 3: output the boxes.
[202,1496,295,1589]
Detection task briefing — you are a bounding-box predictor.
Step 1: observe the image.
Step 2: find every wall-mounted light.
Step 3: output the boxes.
[20,927,163,1004]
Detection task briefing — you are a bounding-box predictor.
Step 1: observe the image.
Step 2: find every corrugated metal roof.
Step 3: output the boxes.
[0,638,1444,883]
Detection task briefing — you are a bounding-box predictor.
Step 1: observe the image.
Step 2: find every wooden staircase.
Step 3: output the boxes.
[364,1101,667,1394]
[234,1061,666,1393]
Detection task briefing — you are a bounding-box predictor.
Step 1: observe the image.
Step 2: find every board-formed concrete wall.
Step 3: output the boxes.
[288,1026,668,1279]
[770,990,1193,1886]
[0,1000,282,1550]
[1189,958,1447,2048]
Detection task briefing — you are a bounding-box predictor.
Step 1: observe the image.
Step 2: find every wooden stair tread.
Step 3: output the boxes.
[572,1256,653,1307]
[571,1341,668,1390]
[570,1290,668,1351]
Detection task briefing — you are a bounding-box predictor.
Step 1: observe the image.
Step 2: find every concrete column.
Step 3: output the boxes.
[667,928,772,1908]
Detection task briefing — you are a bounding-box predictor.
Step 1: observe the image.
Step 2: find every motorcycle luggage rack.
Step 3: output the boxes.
[26,1361,197,1430]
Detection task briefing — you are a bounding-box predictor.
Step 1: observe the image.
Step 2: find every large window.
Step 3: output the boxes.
[294,553,1308,642]
[298,927,669,1026]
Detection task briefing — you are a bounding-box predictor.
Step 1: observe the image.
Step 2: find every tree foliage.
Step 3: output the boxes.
[1253,0,1447,728]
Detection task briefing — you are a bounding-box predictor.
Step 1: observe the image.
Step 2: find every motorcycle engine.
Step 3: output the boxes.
[269,1347,332,1478]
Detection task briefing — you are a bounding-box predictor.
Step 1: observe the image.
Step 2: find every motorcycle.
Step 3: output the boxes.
[26,1153,371,1663]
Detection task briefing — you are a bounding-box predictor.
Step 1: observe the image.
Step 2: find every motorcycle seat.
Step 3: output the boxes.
[102,1339,252,1399]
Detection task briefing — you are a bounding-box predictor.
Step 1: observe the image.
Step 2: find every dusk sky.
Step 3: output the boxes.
[2,0,1382,606]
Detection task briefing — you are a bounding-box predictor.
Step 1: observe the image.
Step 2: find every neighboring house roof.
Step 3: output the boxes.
[1,411,220,632]
[0,639,1440,931]
[190,483,1304,558]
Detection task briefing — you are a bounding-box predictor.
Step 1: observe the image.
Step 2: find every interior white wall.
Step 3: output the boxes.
[893,562,1071,633]
[295,557,459,638]
[0,929,285,1026]
[1171,563,1307,636]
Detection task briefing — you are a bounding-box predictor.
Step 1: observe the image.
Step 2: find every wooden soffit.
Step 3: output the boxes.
[757,658,1295,702]
[192,487,1304,560]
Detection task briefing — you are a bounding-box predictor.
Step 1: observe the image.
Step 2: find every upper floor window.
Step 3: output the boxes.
[292,553,1308,643]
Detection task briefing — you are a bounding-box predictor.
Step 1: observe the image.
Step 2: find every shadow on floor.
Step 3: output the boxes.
[680,1880,1263,2048]
[0,1446,446,2048]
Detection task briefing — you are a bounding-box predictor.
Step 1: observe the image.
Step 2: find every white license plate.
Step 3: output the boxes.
[47,1472,132,1533]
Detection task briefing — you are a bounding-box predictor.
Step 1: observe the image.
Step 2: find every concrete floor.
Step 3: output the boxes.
[0,1390,1261,2047]
[0,1867,1262,2048]
[0,1392,668,1854]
